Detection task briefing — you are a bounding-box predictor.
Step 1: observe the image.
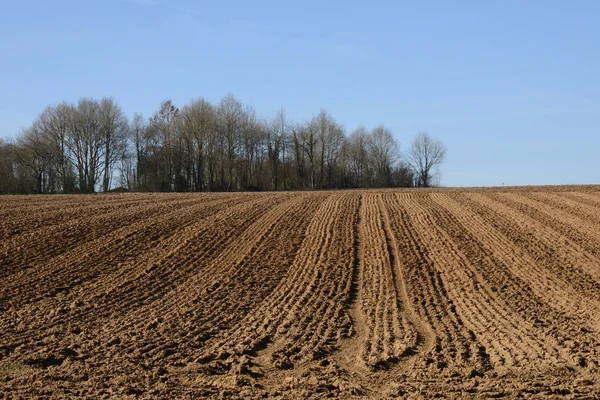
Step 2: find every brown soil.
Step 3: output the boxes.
[1,187,600,398]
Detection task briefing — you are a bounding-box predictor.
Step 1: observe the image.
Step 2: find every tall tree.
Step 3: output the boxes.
[315,110,330,189]
[67,99,105,193]
[149,100,179,191]
[34,103,74,192]
[0,139,18,194]
[5,93,431,194]
[347,126,370,187]
[100,98,129,192]
[238,105,262,190]
[369,125,400,187]
[323,120,345,188]
[267,109,286,190]
[179,98,215,192]
[217,94,243,190]
[277,109,289,190]
[14,126,55,193]
[290,123,306,189]
[407,132,446,187]
[129,113,147,190]
[302,119,319,190]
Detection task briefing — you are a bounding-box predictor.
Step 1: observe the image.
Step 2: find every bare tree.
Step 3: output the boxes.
[0,139,18,193]
[179,98,215,192]
[267,109,286,190]
[239,105,262,190]
[315,110,329,188]
[290,122,306,188]
[100,98,129,192]
[407,132,446,187]
[149,100,179,191]
[301,119,319,190]
[6,92,425,195]
[217,94,243,190]
[35,102,74,192]
[277,109,288,190]
[117,143,135,191]
[323,120,345,188]
[347,126,370,187]
[14,126,55,193]
[368,125,400,187]
[129,113,147,189]
[67,99,105,193]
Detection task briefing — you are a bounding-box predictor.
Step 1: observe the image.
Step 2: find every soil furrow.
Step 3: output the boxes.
[478,192,600,288]
[400,194,556,372]
[377,194,430,368]
[385,193,477,374]
[3,188,600,398]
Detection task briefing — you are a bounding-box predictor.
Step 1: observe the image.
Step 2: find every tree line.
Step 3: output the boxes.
[0,94,446,194]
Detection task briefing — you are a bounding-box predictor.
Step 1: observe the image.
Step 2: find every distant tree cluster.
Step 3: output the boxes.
[0,94,446,194]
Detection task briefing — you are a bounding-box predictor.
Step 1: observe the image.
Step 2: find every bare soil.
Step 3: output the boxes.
[1,186,600,398]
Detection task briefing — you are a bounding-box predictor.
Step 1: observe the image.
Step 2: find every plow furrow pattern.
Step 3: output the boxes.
[352,193,418,369]
[101,193,324,371]
[195,193,359,379]
[0,196,209,279]
[502,192,600,244]
[538,192,600,224]
[561,191,600,209]
[0,195,163,240]
[2,187,600,398]
[496,192,600,261]
[445,193,600,370]
[0,195,262,352]
[477,193,600,289]
[81,194,287,330]
[431,194,598,366]
[0,196,241,307]
[384,194,475,374]
[399,194,560,372]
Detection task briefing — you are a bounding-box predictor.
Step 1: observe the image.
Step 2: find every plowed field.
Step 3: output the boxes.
[2,187,600,398]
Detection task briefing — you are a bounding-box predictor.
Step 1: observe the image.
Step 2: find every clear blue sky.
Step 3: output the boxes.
[1,0,598,186]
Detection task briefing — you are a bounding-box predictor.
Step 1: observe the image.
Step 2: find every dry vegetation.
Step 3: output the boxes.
[2,186,600,398]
